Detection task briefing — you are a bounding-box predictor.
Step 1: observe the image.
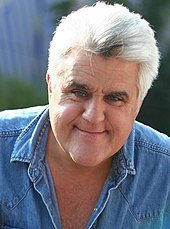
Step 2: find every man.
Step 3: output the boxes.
[0,2,170,229]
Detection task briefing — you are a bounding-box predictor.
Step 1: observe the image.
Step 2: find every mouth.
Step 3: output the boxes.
[75,126,108,135]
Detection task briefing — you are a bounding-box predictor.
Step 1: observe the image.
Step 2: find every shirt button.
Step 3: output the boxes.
[94,208,98,212]
[33,168,40,178]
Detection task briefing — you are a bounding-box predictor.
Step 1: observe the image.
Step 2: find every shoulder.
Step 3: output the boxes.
[134,121,170,156]
[0,105,48,134]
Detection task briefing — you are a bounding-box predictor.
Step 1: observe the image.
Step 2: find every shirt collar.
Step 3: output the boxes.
[122,124,136,175]
[10,106,49,164]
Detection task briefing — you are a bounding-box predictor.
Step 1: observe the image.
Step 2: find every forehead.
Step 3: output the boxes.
[61,51,139,91]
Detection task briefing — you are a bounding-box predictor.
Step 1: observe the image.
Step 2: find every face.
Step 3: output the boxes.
[47,51,141,168]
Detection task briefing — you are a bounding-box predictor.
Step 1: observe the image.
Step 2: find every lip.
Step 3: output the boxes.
[75,126,107,135]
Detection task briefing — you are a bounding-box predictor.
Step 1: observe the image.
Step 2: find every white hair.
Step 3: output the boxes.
[48,2,160,99]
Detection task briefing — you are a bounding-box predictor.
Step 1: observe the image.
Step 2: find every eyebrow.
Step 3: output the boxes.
[65,80,91,91]
[107,91,129,99]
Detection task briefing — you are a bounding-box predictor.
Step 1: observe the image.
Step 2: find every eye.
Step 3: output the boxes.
[72,90,88,97]
[70,89,89,102]
[106,94,121,101]
[104,93,126,106]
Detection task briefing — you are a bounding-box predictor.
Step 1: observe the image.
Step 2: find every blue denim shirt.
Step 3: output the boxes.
[0,106,170,229]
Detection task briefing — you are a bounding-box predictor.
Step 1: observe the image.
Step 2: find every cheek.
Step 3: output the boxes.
[49,101,83,128]
[108,107,136,133]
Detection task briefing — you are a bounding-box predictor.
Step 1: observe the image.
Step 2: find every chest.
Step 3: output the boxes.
[56,184,102,229]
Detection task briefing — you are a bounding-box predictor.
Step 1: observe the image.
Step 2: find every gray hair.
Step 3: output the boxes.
[48,2,160,99]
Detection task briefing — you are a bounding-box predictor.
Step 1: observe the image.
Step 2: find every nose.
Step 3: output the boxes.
[82,96,105,123]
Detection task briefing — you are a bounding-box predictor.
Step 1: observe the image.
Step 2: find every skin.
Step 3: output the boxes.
[46,51,142,170]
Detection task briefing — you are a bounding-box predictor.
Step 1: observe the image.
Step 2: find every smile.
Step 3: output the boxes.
[75,126,108,135]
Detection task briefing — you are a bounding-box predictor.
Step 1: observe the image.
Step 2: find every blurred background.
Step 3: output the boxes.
[0,0,170,135]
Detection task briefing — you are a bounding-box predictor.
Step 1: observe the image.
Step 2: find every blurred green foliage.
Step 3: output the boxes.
[0,75,47,110]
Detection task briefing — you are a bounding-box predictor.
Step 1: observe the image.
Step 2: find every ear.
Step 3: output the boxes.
[46,72,52,100]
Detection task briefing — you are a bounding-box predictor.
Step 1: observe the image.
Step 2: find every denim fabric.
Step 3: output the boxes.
[0,106,170,229]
